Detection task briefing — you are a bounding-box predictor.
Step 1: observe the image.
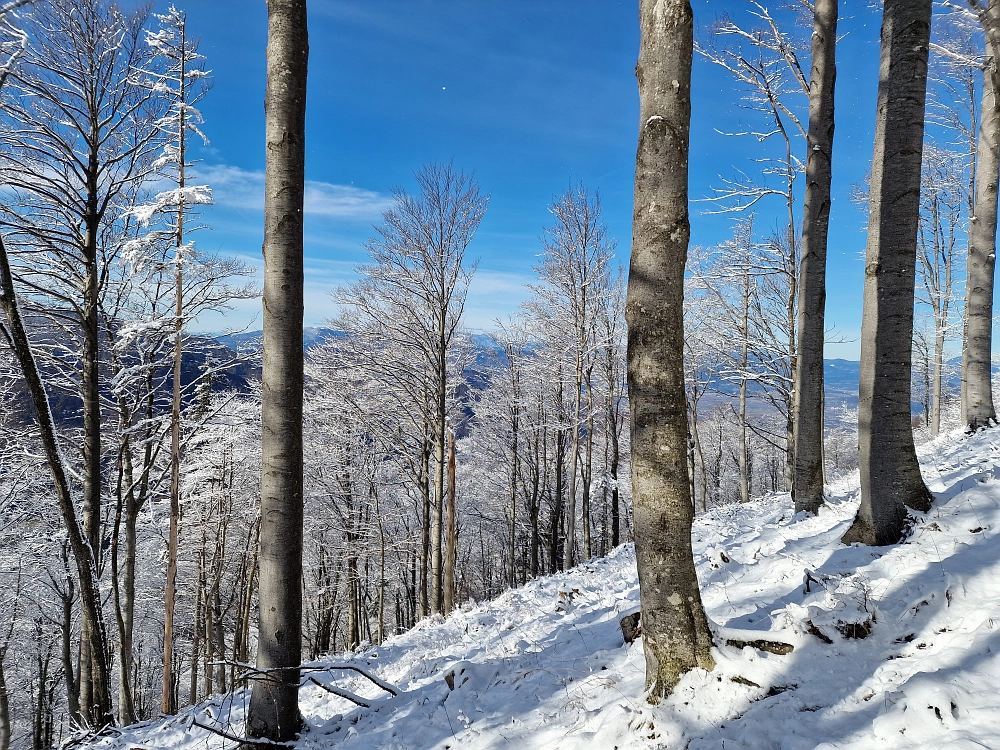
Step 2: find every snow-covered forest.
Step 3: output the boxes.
[2,0,1000,748]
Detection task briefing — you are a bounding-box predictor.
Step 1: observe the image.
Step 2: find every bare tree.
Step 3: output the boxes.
[628,0,714,702]
[844,0,933,546]
[916,145,966,435]
[0,0,169,726]
[526,185,613,568]
[337,162,487,614]
[247,0,308,742]
[132,4,215,716]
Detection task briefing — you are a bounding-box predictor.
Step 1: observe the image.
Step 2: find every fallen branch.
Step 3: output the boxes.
[725,638,795,655]
[314,664,400,696]
[308,677,371,707]
[191,718,294,747]
[715,625,797,655]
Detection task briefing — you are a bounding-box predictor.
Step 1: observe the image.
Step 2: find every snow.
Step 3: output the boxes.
[93,427,1000,749]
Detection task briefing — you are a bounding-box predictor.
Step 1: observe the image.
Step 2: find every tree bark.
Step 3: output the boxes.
[444,427,458,613]
[845,0,933,546]
[564,351,583,570]
[247,0,308,741]
[962,0,1000,430]
[628,0,714,703]
[419,439,431,617]
[163,20,189,714]
[793,0,838,513]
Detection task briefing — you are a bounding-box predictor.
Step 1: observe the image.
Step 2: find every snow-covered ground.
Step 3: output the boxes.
[97,427,1000,749]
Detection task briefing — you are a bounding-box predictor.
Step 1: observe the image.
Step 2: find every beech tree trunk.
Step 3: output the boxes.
[163,22,189,714]
[793,0,838,514]
[627,0,714,703]
[444,428,458,612]
[845,0,933,546]
[247,0,308,741]
[962,0,1000,430]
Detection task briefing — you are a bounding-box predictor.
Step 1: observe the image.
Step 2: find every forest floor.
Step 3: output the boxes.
[99,426,1000,749]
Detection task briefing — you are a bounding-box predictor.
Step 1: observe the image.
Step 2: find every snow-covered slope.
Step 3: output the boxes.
[99,428,1000,749]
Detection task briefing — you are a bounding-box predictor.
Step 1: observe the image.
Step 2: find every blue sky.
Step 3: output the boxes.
[164,1,894,358]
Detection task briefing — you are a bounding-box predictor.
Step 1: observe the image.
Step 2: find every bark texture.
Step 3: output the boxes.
[627,0,714,703]
[792,0,838,514]
[845,0,933,546]
[247,0,308,741]
[962,0,1000,430]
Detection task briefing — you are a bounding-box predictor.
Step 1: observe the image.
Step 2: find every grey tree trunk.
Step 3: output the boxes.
[844,0,933,546]
[247,0,308,741]
[962,0,1000,430]
[431,326,446,614]
[0,235,111,727]
[564,350,584,570]
[628,0,714,702]
[793,0,838,514]
[163,23,189,715]
[443,428,458,613]
[738,264,751,505]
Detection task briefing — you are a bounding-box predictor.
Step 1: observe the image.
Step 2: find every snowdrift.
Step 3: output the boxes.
[95,427,1000,749]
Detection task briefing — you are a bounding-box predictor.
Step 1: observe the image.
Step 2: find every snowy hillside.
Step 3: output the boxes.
[95,427,1000,750]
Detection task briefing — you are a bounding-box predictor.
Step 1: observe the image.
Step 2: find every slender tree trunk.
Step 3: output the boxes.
[419,439,430,617]
[962,0,1000,430]
[845,0,933,546]
[550,426,565,571]
[627,0,714,702]
[530,423,543,576]
[431,310,447,615]
[0,236,110,727]
[163,40,188,716]
[932,315,946,435]
[583,403,594,559]
[564,351,584,569]
[738,268,751,505]
[793,0,838,513]
[443,427,458,613]
[377,506,386,644]
[690,394,708,513]
[0,650,9,750]
[189,547,203,706]
[247,1,308,740]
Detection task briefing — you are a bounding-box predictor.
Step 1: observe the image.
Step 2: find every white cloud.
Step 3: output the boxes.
[195,164,391,220]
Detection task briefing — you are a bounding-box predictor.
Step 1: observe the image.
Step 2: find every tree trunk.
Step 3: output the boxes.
[189,547,203,706]
[0,649,9,750]
[738,262,751,505]
[845,0,933,546]
[582,405,594,559]
[419,439,430,617]
[932,317,946,435]
[0,236,111,727]
[550,425,565,571]
[444,427,458,613]
[962,0,1000,430]
[793,0,838,513]
[163,37,188,714]
[627,0,714,703]
[247,0,308,740]
[564,350,583,569]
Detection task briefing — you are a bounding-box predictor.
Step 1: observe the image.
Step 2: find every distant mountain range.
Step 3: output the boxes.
[2,323,921,431]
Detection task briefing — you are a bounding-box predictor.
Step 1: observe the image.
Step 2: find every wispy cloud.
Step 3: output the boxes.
[195,164,391,220]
